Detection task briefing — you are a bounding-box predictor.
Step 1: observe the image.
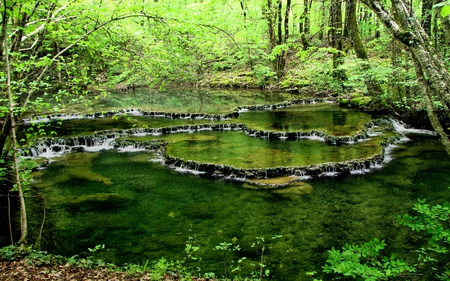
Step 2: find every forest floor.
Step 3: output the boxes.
[0,259,209,281]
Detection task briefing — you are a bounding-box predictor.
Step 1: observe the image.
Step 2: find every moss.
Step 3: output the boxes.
[280,79,292,89]
[350,96,372,108]
[350,92,363,99]
[350,97,362,106]
[271,182,314,195]
[339,98,349,105]
[294,80,311,87]
[358,96,372,107]
[65,193,133,212]
[247,176,298,186]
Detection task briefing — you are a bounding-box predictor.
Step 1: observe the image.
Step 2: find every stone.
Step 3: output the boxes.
[271,182,314,195]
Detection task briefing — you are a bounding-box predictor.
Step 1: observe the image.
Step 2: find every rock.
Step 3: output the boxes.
[271,182,313,195]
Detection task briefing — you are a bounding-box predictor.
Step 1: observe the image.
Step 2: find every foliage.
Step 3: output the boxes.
[398,199,450,279]
[322,238,415,280]
[435,1,450,17]
[182,224,199,265]
[249,235,283,280]
[322,199,450,280]
[214,241,243,279]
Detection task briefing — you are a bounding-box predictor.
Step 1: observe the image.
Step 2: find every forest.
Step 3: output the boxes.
[1,0,450,280]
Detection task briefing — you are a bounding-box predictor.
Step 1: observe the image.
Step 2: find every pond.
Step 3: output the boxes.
[7,89,450,280]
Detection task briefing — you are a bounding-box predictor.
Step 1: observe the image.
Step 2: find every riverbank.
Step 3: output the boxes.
[0,258,210,281]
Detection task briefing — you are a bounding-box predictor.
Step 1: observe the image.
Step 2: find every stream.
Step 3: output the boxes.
[4,89,450,280]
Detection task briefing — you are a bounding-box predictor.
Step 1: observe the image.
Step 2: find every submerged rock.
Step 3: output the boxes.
[246,175,298,186]
[271,182,314,195]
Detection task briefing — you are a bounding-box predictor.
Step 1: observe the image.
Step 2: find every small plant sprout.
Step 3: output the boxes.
[251,235,283,281]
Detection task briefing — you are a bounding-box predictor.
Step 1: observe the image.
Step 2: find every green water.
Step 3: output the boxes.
[15,90,450,280]
[238,103,375,136]
[28,101,374,139]
[164,130,382,168]
[33,88,294,115]
[26,134,450,280]
[41,116,229,137]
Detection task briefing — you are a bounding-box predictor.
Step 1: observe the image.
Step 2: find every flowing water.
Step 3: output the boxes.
[6,89,450,280]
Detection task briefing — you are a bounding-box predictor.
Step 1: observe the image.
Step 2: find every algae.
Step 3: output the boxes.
[32,152,113,188]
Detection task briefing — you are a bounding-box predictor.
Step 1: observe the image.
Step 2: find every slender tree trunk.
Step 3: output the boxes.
[319,0,327,41]
[284,0,291,42]
[276,0,283,45]
[360,0,450,155]
[346,0,384,96]
[421,0,433,36]
[299,0,311,49]
[4,22,28,245]
[239,0,247,22]
[413,56,450,156]
[263,0,287,77]
[265,0,277,49]
[330,0,346,81]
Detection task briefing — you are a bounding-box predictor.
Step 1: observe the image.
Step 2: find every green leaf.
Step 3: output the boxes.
[441,6,450,17]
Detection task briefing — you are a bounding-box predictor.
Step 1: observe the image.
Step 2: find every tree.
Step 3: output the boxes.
[345,0,384,98]
[263,0,292,77]
[298,0,312,49]
[359,0,450,156]
[329,0,345,82]
[0,0,167,243]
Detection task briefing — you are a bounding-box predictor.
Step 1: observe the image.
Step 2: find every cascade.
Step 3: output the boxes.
[20,102,429,186]
[323,165,338,177]
[279,132,288,140]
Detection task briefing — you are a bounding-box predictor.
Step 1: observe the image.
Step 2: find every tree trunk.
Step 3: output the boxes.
[239,0,247,22]
[330,0,346,81]
[346,0,384,96]
[413,56,450,156]
[299,0,311,49]
[264,0,277,49]
[421,0,433,35]
[263,0,287,77]
[4,20,28,245]
[284,0,291,43]
[318,0,327,41]
[276,0,283,45]
[360,0,450,155]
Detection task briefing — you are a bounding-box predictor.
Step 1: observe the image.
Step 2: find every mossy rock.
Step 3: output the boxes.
[339,98,349,105]
[271,182,313,195]
[294,80,311,87]
[350,92,363,99]
[350,96,372,108]
[280,79,292,89]
[247,176,298,186]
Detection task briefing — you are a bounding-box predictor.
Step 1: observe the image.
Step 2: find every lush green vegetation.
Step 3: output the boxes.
[2,0,450,279]
[2,199,450,280]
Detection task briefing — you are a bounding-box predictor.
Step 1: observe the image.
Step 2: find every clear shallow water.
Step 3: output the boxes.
[25,134,450,280]
[31,88,295,115]
[164,130,382,168]
[24,97,375,138]
[12,91,450,280]
[238,103,376,136]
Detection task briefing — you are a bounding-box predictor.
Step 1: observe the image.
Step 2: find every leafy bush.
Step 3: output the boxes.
[321,198,450,280]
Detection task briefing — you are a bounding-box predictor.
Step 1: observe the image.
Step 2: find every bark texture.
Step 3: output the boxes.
[346,0,383,96]
[360,0,450,155]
